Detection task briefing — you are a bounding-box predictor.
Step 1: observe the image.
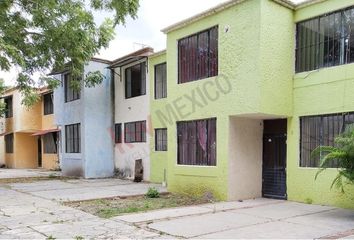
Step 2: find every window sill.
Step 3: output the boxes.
[65,99,80,103]
[125,94,147,100]
[174,165,219,177]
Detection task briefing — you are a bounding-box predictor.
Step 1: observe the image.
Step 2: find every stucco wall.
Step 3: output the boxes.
[161,0,295,200]
[228,117,263,200]
[83,62,114,179]
[54,75,83,176]
[14,133,38,168]
[114,59,151,180]
[54,61,114,178]
[149,52,168,183]
[287,0,354,209]
[288,63,354,209]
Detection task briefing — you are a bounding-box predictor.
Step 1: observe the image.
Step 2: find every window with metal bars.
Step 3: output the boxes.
[64,73,80,102]
[154,63,167,99]
[178,26,218,83]
[65,123,81,153]
[155,128,167,151]
[115,123,122,143]
[177,118,216,166]
[43,92,54,115]
[296,7,354,72]
[125,63,146,99]
[5,133,13,153]
[300,112,354,168]
[4,96,13,118]
[124,121,146,143]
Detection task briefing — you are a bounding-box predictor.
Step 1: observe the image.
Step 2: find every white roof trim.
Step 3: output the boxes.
[161,0,324,34]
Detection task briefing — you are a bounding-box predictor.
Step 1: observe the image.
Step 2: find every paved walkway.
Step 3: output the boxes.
[0,169,61,179]
[0,177,353,239]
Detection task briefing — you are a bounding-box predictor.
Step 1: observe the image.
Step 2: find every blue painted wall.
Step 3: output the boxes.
[54,60,114,178]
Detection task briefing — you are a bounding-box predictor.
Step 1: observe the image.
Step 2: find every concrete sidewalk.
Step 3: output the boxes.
[8,178,167,202]
[0,169,61,179]
[0,177,353,239]
[116,199,354,239]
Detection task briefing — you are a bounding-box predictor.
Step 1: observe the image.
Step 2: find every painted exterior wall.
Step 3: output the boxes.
[228,117,263,200]
[54,60,114,178]
[287,0,354,209]
[159,0,293,200]
[114,59,151,180]
[1,89,47,169]
[149,52,168,183]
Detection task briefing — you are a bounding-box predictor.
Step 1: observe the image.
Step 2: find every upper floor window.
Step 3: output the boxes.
[178,26,218,84]
[300,112,354,168]
[125,63,146,99]
[64,73,80,102]
[154,62,167,99]
[296,7,354,73]
[4,96,13,118]
[43,92,54,115]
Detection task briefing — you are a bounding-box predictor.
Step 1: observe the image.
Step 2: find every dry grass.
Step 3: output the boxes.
[66,194,211,219]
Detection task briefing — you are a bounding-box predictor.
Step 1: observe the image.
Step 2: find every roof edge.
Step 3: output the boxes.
[161,0,247,34]
[149,49,166,58]
[294,0,327,10]
[161,0,325,34]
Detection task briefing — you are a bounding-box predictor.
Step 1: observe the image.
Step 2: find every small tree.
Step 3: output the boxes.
[312,124,354,192]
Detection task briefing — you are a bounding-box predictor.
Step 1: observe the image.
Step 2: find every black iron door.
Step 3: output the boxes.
[262,133,287,199]
[38,138,42,168]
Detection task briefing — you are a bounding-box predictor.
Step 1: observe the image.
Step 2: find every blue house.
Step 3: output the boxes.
[52,58,115,178]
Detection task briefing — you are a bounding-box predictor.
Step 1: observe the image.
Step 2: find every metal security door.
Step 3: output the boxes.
[262,133,287,199]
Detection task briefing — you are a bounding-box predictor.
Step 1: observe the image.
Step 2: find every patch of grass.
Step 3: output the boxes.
[304,198,313,204]
[66,194,210,219]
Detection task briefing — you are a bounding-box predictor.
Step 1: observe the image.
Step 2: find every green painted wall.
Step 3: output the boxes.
[288,63,354,209]
[294,0,354,23]
[159,0,293,200]
[287,0,354,210]
[149,52,168,183]
[149,0,354,208]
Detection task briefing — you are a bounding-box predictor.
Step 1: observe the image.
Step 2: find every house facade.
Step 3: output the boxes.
[1,87,59,170]
[53,58,115,178]
[149,0,354,209]
[111,48,154,181]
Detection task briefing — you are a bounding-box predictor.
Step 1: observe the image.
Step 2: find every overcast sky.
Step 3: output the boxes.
[1,0,306,85]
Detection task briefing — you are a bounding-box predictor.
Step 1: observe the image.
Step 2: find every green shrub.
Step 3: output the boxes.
[146,187,160,198]
[312,124,354,192]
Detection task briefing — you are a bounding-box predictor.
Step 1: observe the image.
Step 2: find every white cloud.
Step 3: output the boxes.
[0,0,308,85]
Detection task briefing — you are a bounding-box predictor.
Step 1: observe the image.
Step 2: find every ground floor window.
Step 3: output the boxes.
[5,133,13,153]
[177,118,216,166]
[43,132,58,154]
[124,121,146,143]
[300,112,354,167]
[155,128,167,151]
[65,123,81,153]
[115,123,122,143]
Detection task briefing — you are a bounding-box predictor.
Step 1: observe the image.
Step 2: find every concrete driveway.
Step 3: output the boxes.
[0,177,353,239]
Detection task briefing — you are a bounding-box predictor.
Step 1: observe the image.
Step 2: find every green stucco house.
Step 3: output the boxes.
[148,0,354,209]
